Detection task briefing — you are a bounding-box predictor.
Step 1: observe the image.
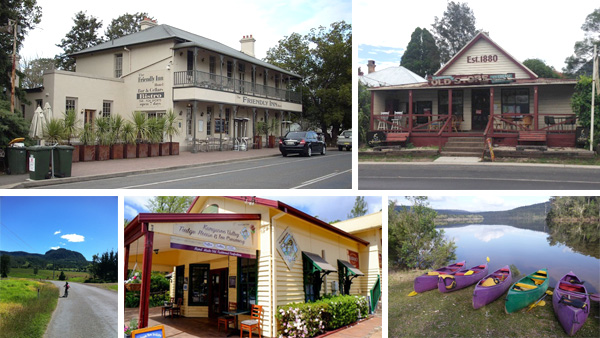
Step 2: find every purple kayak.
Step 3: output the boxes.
[472,265,512,309]
[552,271,590,336]
[413,261,465,293]
[438,262,488,293]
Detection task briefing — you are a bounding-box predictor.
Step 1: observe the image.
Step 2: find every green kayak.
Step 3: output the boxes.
[505,269,549,313]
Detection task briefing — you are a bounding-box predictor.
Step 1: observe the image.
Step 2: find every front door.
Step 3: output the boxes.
[208,268,229,318]
[84,109,96,127]
[471,89,490,131]
[175,265,185,305]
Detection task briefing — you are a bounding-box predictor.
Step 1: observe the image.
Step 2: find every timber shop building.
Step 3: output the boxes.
[368,32,579,148]
[124,196,382,337]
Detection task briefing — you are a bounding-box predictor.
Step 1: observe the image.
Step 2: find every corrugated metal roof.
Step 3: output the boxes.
[70,24,301,78]
[359,66,427,87]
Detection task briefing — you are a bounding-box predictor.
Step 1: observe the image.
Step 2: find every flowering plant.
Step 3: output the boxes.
[125,272,141,284]
[124,318,138,335]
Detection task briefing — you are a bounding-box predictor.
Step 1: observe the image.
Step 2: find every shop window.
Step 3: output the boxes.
[302,252,336,303]
[438,90,464,118]
[415,101,433,124]
[65,97,77,113]
[502,88,529,115]
[227,61,233,79]
[102,101,112,118]
[237,256,258,311]
[115,53,123,78]
[215,109,230,134]
[188,264,209,306]
[186,106,192,136]
[147,111,165,119]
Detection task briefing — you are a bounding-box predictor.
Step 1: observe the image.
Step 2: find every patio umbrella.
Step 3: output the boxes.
[43,102,53,122]
[29,106,46,143]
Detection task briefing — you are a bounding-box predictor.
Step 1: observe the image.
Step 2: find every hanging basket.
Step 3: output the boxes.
[125,283,142,291]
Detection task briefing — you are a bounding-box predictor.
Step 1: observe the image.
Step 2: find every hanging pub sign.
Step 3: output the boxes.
[428,73,515,86]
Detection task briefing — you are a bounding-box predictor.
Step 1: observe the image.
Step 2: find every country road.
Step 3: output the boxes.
[44,281,117,338]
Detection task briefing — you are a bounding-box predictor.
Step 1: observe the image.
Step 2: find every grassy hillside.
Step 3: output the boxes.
[8,268,90,283]
[0,279,59,338]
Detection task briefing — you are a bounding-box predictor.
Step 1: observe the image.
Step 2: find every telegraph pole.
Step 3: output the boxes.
[10,19,17,114]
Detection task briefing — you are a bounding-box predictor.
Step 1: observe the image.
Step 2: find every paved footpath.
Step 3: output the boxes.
[324,312,382,338]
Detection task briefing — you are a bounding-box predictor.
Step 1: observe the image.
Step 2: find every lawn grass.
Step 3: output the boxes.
[8,268,90,282]
[389,270,600,337]
[0,278,59,338]
[493,157,600,166]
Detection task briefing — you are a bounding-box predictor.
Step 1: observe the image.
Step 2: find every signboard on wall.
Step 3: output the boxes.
[170,236,256,258]
[428,73,515,86]
[136,71,166,109]
[347,250,359,269]
[164,221,258,249]
[276,227,300,270]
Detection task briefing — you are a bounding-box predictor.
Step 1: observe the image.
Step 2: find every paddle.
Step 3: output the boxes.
[559,290,600,302]
[559,296,587,309]
[526,290,553,312]
[408,291,418,297]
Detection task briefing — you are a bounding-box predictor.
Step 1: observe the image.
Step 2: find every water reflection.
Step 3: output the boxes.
[440,224,600,294]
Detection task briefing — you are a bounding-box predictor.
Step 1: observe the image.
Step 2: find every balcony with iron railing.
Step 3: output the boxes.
[174,70,302,104]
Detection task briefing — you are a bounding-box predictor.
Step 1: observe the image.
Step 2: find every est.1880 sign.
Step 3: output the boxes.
[467,54,499,63]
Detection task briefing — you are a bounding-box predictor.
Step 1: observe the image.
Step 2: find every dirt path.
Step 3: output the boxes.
[43,281,117,338]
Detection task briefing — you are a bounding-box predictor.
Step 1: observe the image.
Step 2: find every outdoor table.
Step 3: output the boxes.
[162,303,173,317]
[223,309,249,337]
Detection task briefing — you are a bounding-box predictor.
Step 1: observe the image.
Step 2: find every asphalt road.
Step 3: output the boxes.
[358,162,600,190]
[37,151,352,189]
[44,281,117,338]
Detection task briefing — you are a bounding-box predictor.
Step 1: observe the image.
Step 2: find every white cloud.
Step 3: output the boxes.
[54,230,61,235]
[61,234,85,242]
[50,246,60,250]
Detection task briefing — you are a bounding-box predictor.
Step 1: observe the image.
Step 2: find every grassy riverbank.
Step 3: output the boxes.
[389,270,600,337]
[0,278,59,338]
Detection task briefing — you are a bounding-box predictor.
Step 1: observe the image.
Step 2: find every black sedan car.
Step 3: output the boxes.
[279,131,326,157]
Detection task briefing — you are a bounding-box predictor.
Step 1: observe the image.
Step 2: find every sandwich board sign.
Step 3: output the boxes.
[132,325,165,338]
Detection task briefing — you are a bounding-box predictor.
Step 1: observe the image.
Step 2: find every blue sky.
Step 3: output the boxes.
[0,196,118,261]
[390,195,551,212]
[21,0,352,61]
[125,196,382,224]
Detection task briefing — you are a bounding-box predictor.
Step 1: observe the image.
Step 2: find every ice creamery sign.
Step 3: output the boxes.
[164,222,258,258]
[136,71,166,109]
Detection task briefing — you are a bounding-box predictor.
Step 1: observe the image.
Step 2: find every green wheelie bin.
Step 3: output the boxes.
[6,146,27,175]
[26,146,52,180]
[53,145,74,177]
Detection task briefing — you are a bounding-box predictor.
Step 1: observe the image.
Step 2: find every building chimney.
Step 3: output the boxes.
[367,60,376,74]
[240,35,256,57]
[140,18,157,31]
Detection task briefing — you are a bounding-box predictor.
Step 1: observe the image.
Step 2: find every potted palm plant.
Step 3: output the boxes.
[43,118,65,145]
[131,111,148,158]
[95,117,111,161]
[122,122,137,159]
[78,123,96,161]
[146,116,164,157]
[110,115,125,159]
[164,109,180,155]
[63,109,80,162]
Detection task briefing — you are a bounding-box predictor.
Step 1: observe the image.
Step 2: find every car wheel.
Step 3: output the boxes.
[321,145,326,155]
[305,146,312,157]
[281,151,287,157]
[346,146,351,151]
[338,145,343,151]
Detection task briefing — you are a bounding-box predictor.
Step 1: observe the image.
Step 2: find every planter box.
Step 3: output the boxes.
[111,144,124,160]
[148,143,159,157]
[268,135,276,148]
[125,283,141,291]
[79,145,96,162]
[169,142,179,155]
[253,136,262,149]
[124,144,137,159]
[136,143,148,158]
[71,145,80,163]
[95,145,110,161]
[159,143,169,156]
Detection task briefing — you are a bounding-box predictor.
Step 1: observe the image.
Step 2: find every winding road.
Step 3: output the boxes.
[44,281,117,338]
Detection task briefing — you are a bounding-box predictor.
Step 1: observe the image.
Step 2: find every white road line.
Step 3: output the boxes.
[292,169,352,189]
[359,176,600,185]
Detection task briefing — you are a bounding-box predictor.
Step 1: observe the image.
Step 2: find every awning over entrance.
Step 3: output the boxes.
[338,260,364,276]
[302,251,337,273]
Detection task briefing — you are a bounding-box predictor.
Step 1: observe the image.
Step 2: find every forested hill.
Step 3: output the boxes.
[0,248,89,268]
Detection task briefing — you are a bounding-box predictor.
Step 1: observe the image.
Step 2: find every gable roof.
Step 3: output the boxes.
[70,24,301,78]
[435,32,538,79]
[359,66,427,87]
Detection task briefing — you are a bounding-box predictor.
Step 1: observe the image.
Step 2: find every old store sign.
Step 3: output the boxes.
[428,73,515,86]
[136,71,166,109]
[170,236,256,258]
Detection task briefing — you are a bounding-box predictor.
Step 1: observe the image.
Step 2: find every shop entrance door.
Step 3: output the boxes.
[471,89,490,131]
[84,109,96,126]
[175,265,185,304]
[208,268,228,318]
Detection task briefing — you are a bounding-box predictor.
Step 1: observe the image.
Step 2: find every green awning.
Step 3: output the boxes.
[338,260,364,276]
[302,251,337,273]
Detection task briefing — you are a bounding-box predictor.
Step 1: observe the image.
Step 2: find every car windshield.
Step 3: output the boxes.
[285,132,307,139]
[343,131,352,137]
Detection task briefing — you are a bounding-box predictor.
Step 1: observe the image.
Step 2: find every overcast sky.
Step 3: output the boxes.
[390,195,551,212]
[20,0,351,61]
[355,0,598,73]
[125,196,383,224]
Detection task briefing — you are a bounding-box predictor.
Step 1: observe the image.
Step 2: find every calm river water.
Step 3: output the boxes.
[440,223,600,294]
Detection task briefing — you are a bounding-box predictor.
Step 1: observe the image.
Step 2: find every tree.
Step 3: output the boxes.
[358,81,371,145]
[55,11,104,71]
[522,58,560,79]
[58,271,66,281]
[1,254,11,278]
[0,99,31,146]
[388,197,456,270]
[431,1,479,64]
[105,12,151,40]
[401,27,440,77]
[571,75,600,148]
[20,56,55,89]
[146,196,194,213]
[564,8,600,77]
[89,249,118,282]
[348,196,368,219]
[265,21,352,144]
[0,0,42,104]
[33,266,38,275]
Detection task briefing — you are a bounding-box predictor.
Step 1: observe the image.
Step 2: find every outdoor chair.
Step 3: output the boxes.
[544,116,556,131]
[522,115,533,130]
[218,302,237,332]
[162,297,175,317]
[169,298,182,318]
[391,111,403,130]
[240,304,263,338]
[565,116,576,131]
[377,112,389,130]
